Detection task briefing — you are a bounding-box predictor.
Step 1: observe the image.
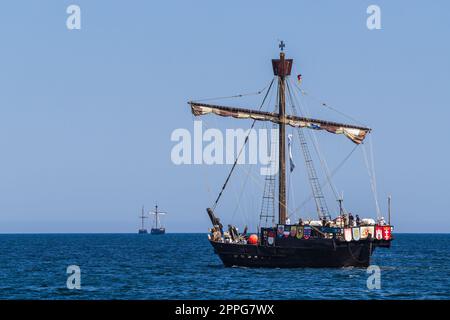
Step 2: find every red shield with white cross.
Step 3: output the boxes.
[382,226,391,240]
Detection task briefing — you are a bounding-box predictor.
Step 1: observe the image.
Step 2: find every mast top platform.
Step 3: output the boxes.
[272,41,293,77]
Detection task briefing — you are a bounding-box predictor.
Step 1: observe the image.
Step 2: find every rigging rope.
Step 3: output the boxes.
[288,80,341,203]
[286,80,335,219]
[258,92,278,228]
[232,85,278,227]
[192,81,273,103]
[292,83,368,128]
[230,163,253,224]
[239,162,298,219]
[290,80,382,220]
[291,80,382,220]
[362,136,382,219]
[292,143,359,214]
[193,114,214,204]
[212,78,276,210]
[286,155,297,222]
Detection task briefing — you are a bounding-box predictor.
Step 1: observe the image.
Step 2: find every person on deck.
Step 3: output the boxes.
[355,214,361,226]
[298,218,304,226]
[349,213,354,227]
[343,213,349,227]
[217,218,224,234]
[286,217,291,225]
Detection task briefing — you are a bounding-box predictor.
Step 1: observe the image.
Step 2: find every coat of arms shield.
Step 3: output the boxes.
[382,226,391,240]
[352,227,361,241]
[344,228,352,242]
[360,226,374,239]
[375,226,383,240]
[277,225,284,238]
[296,226,304,239]
[290,226,297,237]
[283,225,290,238]
[268,231,275,245]
[303,226,311,240]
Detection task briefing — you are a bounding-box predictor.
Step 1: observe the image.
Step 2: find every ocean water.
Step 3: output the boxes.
[0,233,448,300]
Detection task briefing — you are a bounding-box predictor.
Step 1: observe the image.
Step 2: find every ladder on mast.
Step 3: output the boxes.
[259,124,277,227]
[296,127,330,220]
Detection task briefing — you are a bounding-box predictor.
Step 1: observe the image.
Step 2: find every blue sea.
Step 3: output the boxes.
[0,233,448,299]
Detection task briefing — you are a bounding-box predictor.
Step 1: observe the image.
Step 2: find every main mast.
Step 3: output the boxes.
[272,41,292,225]
[141,206,146,230]
[154,205,159,228]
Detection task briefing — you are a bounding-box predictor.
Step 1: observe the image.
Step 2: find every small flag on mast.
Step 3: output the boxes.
[297,74,302,85]
[288,134,295,172]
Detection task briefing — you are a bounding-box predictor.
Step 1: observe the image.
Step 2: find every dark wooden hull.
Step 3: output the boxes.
[210,238,391,268]
[151,228,165,235]
[138,229,148,234]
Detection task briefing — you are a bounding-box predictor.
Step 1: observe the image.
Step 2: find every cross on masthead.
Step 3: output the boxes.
[279,40,285,51]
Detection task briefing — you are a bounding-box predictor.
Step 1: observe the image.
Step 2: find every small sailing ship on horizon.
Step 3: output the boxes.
[188,42,393,268]
[138,206,148,234]
[150,205,166,235]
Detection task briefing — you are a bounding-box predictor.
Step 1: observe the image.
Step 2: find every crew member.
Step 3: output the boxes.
[355,214,361,226]
[349,213,354,227]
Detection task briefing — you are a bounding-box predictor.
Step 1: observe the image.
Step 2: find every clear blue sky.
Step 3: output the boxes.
[0,1,449,233]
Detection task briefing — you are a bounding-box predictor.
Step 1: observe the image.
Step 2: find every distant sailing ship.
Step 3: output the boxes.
[150,205,166,235]
[138,206,148,234]
[189,42,393,268]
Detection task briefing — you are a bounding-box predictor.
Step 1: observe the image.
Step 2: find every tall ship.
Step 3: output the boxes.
[150,205,166,235]
[189,42,393,268]
[138,206,148,234]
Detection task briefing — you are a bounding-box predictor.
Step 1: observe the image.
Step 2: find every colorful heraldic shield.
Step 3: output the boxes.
[268,231,275,245]
[290,226,297,237]
[277,225,284,238]
[352,227,361,241]
[303,226,311,240]
[375,226,383,240]
[283,225,291,238]
[382,226,391,240]
[360,226,374,239]
[344,228,352,242]
[296,226,304,239]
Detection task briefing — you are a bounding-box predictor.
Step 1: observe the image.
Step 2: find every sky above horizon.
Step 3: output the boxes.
[0,1,449,233]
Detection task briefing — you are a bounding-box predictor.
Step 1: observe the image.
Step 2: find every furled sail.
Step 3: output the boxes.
[189,102,370,144]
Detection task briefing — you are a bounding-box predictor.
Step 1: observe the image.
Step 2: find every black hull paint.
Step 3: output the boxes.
[210,238,390,268]
[151,228,165,235]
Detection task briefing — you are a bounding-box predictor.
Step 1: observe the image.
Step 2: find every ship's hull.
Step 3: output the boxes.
[138,229,148,234]
[210,238,390,268]
[151,228,165,235]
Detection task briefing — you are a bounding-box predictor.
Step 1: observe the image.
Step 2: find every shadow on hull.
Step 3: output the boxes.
[210,238,391,268]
